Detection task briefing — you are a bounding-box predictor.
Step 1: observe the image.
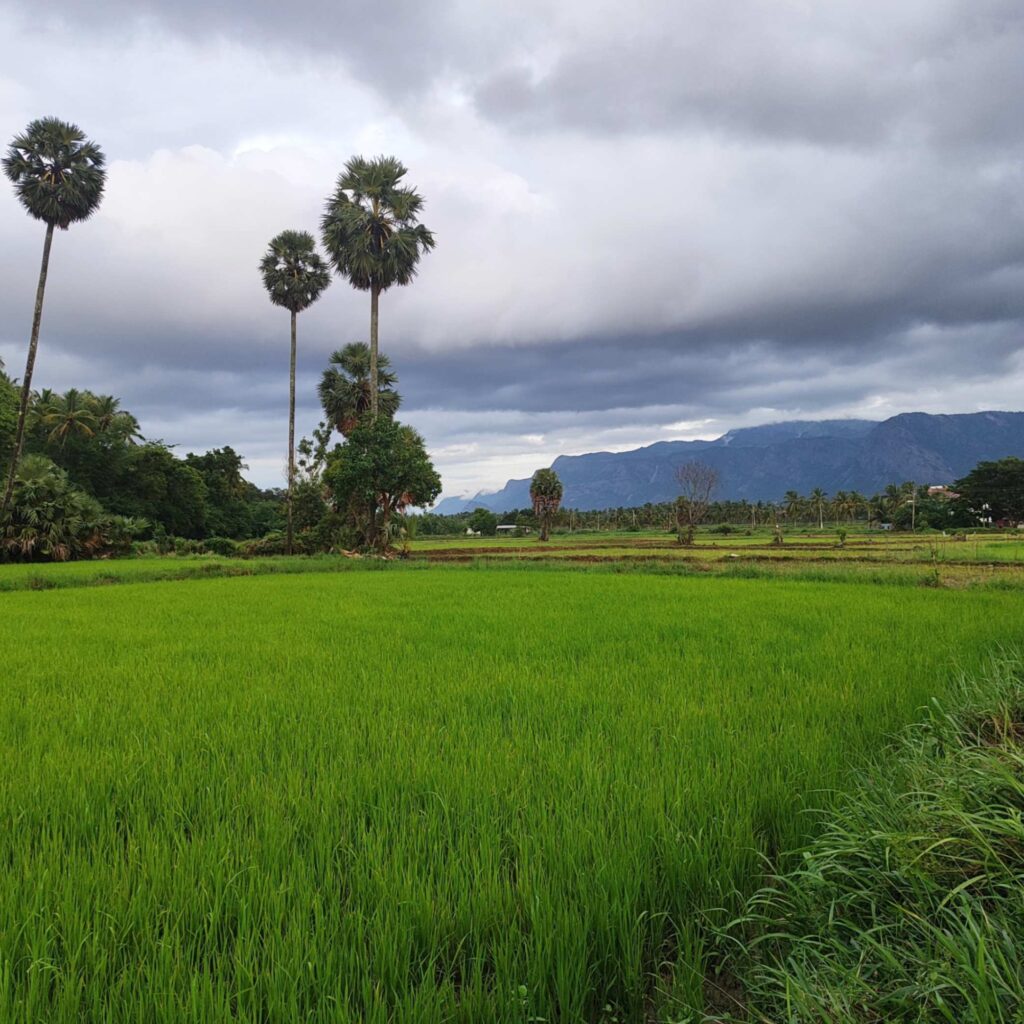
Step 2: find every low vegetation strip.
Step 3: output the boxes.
[4,549,1024,595]
[1,572,1023,1021]
[714,654,1024,1023]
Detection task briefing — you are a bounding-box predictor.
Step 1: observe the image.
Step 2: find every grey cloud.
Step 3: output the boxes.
[472,1,1024,148]
[1,1,1023,495]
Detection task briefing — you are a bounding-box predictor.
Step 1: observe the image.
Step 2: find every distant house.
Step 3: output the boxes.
[496,524,530,535]
[927,485,961,500]
[465,527,481,537]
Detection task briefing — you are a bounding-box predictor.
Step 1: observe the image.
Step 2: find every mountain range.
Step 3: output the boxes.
[432,411,1024,514]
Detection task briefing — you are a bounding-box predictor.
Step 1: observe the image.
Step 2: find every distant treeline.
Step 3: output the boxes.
[421,473,1021,535]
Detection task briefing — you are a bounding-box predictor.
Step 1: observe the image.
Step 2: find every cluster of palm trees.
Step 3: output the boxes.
[780,485,919,527]
[31,389,140,446]
[260,155,434,553]
[1,117,436,556]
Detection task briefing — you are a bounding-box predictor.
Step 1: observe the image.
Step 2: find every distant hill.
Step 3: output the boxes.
[433,411,1024,513]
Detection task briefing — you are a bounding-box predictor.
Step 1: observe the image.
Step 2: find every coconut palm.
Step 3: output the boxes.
[34,388,98,445]
[321,156,435,416]
[1,118,106,517]
[809,487,828,530]
[783,490,804,523]
[530,468,563,542]
[91,394,141,440]
[260,229,331,555]
[318,342,401,437]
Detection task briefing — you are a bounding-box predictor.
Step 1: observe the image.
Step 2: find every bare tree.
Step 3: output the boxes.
[674,461,719,545]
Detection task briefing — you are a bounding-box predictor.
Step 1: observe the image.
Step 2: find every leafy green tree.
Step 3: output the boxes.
[318,342,401,436]
[324,417,441,553]
[1,118,106,517]
[114,444,208,538]
[0,364,17,466]
[321,156,435,416]
[954,457,1024,524]
[260,229,330,555]
[21,389,142,511]
[530,468,563,542]
[468,507,498,536]
[185,447,253,539]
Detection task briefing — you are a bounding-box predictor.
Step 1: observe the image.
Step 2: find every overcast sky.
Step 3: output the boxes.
[1,1,1022,497]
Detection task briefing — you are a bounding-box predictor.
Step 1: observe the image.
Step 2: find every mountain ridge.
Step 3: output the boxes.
[433,411,1024,514]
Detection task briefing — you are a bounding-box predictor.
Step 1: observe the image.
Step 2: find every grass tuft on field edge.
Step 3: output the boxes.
[709,652,1024,1023]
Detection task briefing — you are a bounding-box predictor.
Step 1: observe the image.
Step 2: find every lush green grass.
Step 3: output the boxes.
[718,654,1024,1023]
[1,569,1023,1021]
[0,553,388,591]
[2,528,1022,596]
[8,549,1024,596]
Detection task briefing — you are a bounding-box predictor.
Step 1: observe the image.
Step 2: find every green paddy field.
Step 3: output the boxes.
[1,549,1022,1021]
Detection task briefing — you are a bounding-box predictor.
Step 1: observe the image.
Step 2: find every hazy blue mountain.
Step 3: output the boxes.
[433,412,1024,513]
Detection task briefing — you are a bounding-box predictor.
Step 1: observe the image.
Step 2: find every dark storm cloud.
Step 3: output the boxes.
[472,2,1024,149]
[1,0,1024,493]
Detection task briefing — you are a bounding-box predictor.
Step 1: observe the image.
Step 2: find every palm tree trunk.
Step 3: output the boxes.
[369,282,380,418]
[1,223,55,518]
[286,309,297,557]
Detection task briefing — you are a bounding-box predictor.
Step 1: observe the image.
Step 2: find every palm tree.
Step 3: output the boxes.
[318,342,401,436]
[810,487,828,530]
[91,394,141,440]
[783,490,804,523]
[321,155,435,416]
[1,118,106,517]
[34,388,98,445]
[260,230,331,555]
[530,468,563,542]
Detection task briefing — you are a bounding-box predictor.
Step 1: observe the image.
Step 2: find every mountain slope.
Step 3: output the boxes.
[433,411,1024,513]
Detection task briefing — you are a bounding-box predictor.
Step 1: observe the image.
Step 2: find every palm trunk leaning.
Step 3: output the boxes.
[1,222,54,518]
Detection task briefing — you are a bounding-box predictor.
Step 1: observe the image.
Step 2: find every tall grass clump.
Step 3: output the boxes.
[714,653,1024,1023]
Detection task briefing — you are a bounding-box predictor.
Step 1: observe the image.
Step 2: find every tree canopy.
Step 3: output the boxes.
[320,156,435,294]
[3,117,105,229]
[955,457,1024,523]
[259,230,330,314]
[318,343,401,436]
[530,468,563,541]
[323,417,441,553]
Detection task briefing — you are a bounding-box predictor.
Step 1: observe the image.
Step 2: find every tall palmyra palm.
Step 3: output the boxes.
[318,342,401,437]
[530,468,563,542]
[1,118,106,516]
[260,230,331,555]
[321,155,435,416]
